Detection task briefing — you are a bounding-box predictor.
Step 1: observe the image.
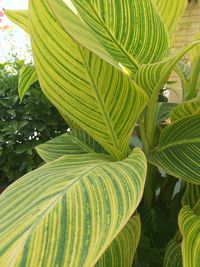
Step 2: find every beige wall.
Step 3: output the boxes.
[169,1,200,103]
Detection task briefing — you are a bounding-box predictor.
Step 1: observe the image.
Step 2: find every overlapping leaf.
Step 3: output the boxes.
[170,97,200,122]
[155,102,177,124]
[0,148,146,267]
[96,215,141,267]
[163,240,182,267]
[136,42,200,97]
[179,202,200,267]
[149,114,200,184]
[48,0,170,73]
[36,129,107,162]
[18,65,38,101]
[25,0,148,160]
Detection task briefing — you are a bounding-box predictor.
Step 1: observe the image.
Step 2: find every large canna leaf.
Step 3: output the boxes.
[163,240,182,267]
[154,0,187,41]
[36,129,107,162]
[96,215,141,267]
[170,96,200,122]
[21,0,148,160]
[0,148,147,267]
[4,10,29,33]
[48,0,170,73]
[18,65,38,101]
[149,114,200,184]
[179,202,200,267]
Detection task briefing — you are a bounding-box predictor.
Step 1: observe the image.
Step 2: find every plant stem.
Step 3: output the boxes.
[143,163,157,208]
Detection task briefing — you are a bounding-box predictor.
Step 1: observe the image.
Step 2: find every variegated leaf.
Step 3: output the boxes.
[149,114,200,184]
[0,148,146,267]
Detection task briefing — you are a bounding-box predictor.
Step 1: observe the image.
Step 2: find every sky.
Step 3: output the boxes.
[0,0,30,62]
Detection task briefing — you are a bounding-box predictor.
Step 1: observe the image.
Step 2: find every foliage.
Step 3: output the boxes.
[0,59,67,185]
[0,1,200,267]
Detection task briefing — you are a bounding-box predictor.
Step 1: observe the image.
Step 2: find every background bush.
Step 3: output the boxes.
[0,59,68,185]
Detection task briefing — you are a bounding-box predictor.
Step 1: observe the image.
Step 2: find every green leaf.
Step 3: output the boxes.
[156,102,177,124]
[36,129,107,162]
[182,183,200,209]
[170,97,200,122]
[154,0,187,41]
[0,148,147,266]
[47,0,120,70]
[18,65,38,101]
[136,42,200,97]
[96,215,141,267]
[163,240,182,267]
[179,202,200,267]
[174,62,190,101]
[4,10,29,33]
[149,114,200,184]
[28,0,148,160]
[48,0,170,73]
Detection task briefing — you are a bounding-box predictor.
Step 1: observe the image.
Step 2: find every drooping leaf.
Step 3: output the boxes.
[96,215,141,267]
[170,97,200,122]
[36,129,107,162]
[136,42,200,97]
[149,114,200,184]
[0,148,147,267]
[154,0,187,41]
[18,65,38,101]
[163,240,182,267]
[49,0,170,73]
[4,10,29,33]
[179,202,200,267]
[28,0,148,160]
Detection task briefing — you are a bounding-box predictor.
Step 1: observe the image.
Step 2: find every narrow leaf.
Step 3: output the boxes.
[149,114,200,184]
[182,183,200,209]
[0,148,147,267]
[18,65,38,101]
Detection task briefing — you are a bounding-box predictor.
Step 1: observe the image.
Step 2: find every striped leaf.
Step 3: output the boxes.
[170,97,200,122]
[0,148,147,267]
[163,240,182,267]
[154,0,187,40]
[28,0,148,160]
[182,183,200,209]
[179,202,200,267]
[156,102,177,124]
[49,0,170,73]
[4,10,29,33]
[149,114,200,184]
[18,65,38,101]
[96,215,141,267]
[136,42,200,97]
[174,62,190,101]
[36,129,107,162]
[47,0,120,70]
